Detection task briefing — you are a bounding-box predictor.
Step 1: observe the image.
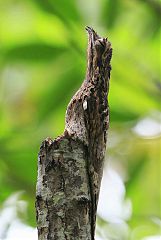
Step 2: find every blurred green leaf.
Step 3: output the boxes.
[36,56,84,122]
[101,0,123,29]
[4,44,67,62]
[32,0,55,15]
[34,0,82,26]
[125,154,147,193]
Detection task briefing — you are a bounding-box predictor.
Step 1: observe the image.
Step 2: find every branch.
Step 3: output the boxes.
[36,27,112,240]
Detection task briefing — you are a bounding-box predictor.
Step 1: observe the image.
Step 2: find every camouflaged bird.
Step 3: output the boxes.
[64,27,112,239]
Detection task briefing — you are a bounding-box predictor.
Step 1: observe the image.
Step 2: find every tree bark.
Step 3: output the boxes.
[36,27,112,240]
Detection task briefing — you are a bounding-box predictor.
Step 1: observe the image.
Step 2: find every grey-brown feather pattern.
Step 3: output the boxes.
[65,27,112,239]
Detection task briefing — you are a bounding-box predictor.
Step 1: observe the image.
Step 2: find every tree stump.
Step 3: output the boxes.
[36,27,112,240]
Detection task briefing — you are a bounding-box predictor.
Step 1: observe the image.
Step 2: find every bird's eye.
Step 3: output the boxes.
[95,38,106,53]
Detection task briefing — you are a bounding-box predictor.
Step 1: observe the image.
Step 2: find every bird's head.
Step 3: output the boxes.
[85,26,112,80]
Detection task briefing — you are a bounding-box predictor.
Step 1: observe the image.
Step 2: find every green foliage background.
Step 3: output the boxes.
[0,0,160,239]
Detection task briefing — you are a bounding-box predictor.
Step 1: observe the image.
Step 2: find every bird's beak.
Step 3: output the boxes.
[85,26,100,43]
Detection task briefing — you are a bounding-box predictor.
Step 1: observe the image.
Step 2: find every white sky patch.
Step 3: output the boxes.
[97,166,132,222]
[133,115,161,138]
[5,220,37,240]
[0,192,37,240]
[142,236,161,240]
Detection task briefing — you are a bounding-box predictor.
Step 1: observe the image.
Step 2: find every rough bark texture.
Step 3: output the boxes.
[36,27,112,240]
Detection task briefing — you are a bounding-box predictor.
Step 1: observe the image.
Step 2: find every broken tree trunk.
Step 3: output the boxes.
[36,27,112,240]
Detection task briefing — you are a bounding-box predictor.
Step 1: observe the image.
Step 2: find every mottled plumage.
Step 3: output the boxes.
[65,27,112,239]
